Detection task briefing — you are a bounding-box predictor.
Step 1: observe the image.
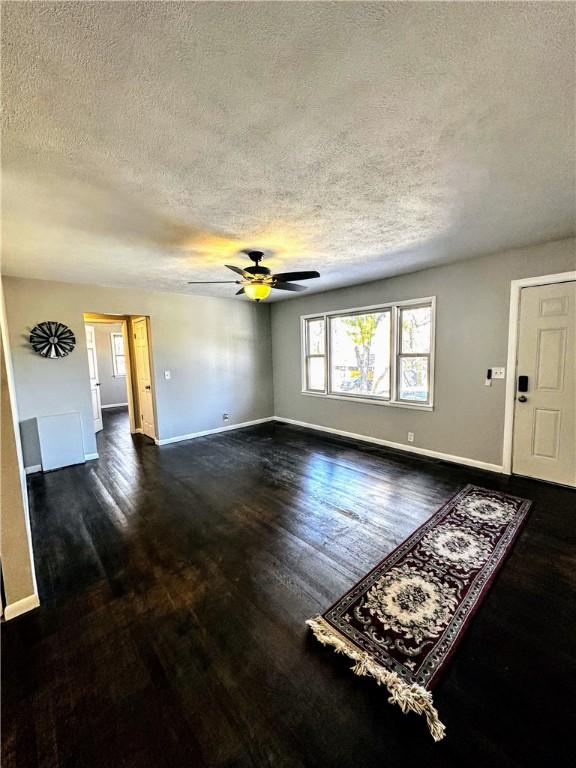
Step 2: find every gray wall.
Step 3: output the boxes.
[271,238,576,467]
[92,322,128,406]
[5,238,575,471]
[4,278,274,467]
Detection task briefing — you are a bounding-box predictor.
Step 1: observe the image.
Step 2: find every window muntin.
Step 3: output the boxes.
[302,299,434,408]
[303,317,326,392]
[329,310,391,399]
[397,304,432,403]
[111,332,126,377]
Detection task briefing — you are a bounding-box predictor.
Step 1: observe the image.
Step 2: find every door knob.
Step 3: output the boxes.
[144,385,151,390]
[517,395,527,403]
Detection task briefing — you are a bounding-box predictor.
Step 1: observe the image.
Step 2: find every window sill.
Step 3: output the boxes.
[301,390,434,412]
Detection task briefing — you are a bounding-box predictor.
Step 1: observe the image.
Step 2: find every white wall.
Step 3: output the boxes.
[271,237,576,469]
[91,322,128,406]
[3,279,274,468]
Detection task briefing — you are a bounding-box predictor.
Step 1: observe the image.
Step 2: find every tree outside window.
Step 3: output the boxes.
[330,311,390,398]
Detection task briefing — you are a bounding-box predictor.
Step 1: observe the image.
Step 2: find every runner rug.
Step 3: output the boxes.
[307,485,531,741]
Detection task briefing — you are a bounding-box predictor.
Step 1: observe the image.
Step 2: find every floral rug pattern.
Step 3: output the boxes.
[314,485,531,690]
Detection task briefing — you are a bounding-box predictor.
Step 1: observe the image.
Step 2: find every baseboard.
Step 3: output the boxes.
[273,417,504,474]
[111,412,502,473]
[155,416,275,446]
[25,455,98,473]
[3,592,40,621]
[101,403,128,409]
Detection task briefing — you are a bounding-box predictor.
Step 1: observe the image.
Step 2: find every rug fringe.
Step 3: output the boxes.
[306,615,446,742]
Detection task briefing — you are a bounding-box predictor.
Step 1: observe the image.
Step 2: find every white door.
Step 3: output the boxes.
[85,325,103,433]
[512,281,575,486]
[133,318,156,440]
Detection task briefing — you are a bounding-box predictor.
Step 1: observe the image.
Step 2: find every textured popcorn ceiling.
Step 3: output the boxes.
[1,1,575,300]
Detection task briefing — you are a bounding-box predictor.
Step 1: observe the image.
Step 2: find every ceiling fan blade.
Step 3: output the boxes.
[273,270,320,282]
[235,288,245,295]
[225,264,251,278]
[272,282,308,292]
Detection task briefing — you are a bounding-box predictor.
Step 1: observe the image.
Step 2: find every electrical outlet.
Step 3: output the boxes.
[223,413,230,422]
[407,432,415,443]
[492,367,505,379]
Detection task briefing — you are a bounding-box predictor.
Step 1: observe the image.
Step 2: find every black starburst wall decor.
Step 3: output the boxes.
[29,321,76,358]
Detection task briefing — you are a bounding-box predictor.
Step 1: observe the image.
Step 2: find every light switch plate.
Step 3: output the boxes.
[164,370,171,380]
[492,367,505,379]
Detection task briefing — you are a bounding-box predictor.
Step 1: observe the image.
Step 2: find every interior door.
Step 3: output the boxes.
[85,324,103,433]
[512,281,575,486]
[132,318,156,440]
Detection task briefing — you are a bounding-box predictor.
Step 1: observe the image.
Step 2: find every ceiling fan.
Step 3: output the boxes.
[187,250,320,301]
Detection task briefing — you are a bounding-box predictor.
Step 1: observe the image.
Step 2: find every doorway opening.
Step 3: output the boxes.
[83,313,157,442]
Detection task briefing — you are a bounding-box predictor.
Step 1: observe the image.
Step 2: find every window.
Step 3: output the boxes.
[397,304,432,403]
[111,332,126,376]
[301,298,434,408]
[303,317,326,392]
[329,310,391,398]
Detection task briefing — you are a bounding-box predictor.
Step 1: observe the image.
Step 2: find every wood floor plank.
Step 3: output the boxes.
[2,408,574,767]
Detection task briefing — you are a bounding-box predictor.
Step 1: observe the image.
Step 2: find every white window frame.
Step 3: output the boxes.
[302,316,327,393]
[110,332,126,377]
[327,307,393,402]
[396,301,435,406]
[301,297,435,411]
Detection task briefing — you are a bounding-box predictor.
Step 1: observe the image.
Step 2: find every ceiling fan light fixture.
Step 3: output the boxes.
[187,249,320,297]
[244,282,272,302]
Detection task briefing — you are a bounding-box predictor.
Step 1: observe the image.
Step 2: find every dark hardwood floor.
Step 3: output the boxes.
[2,407,574,767]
